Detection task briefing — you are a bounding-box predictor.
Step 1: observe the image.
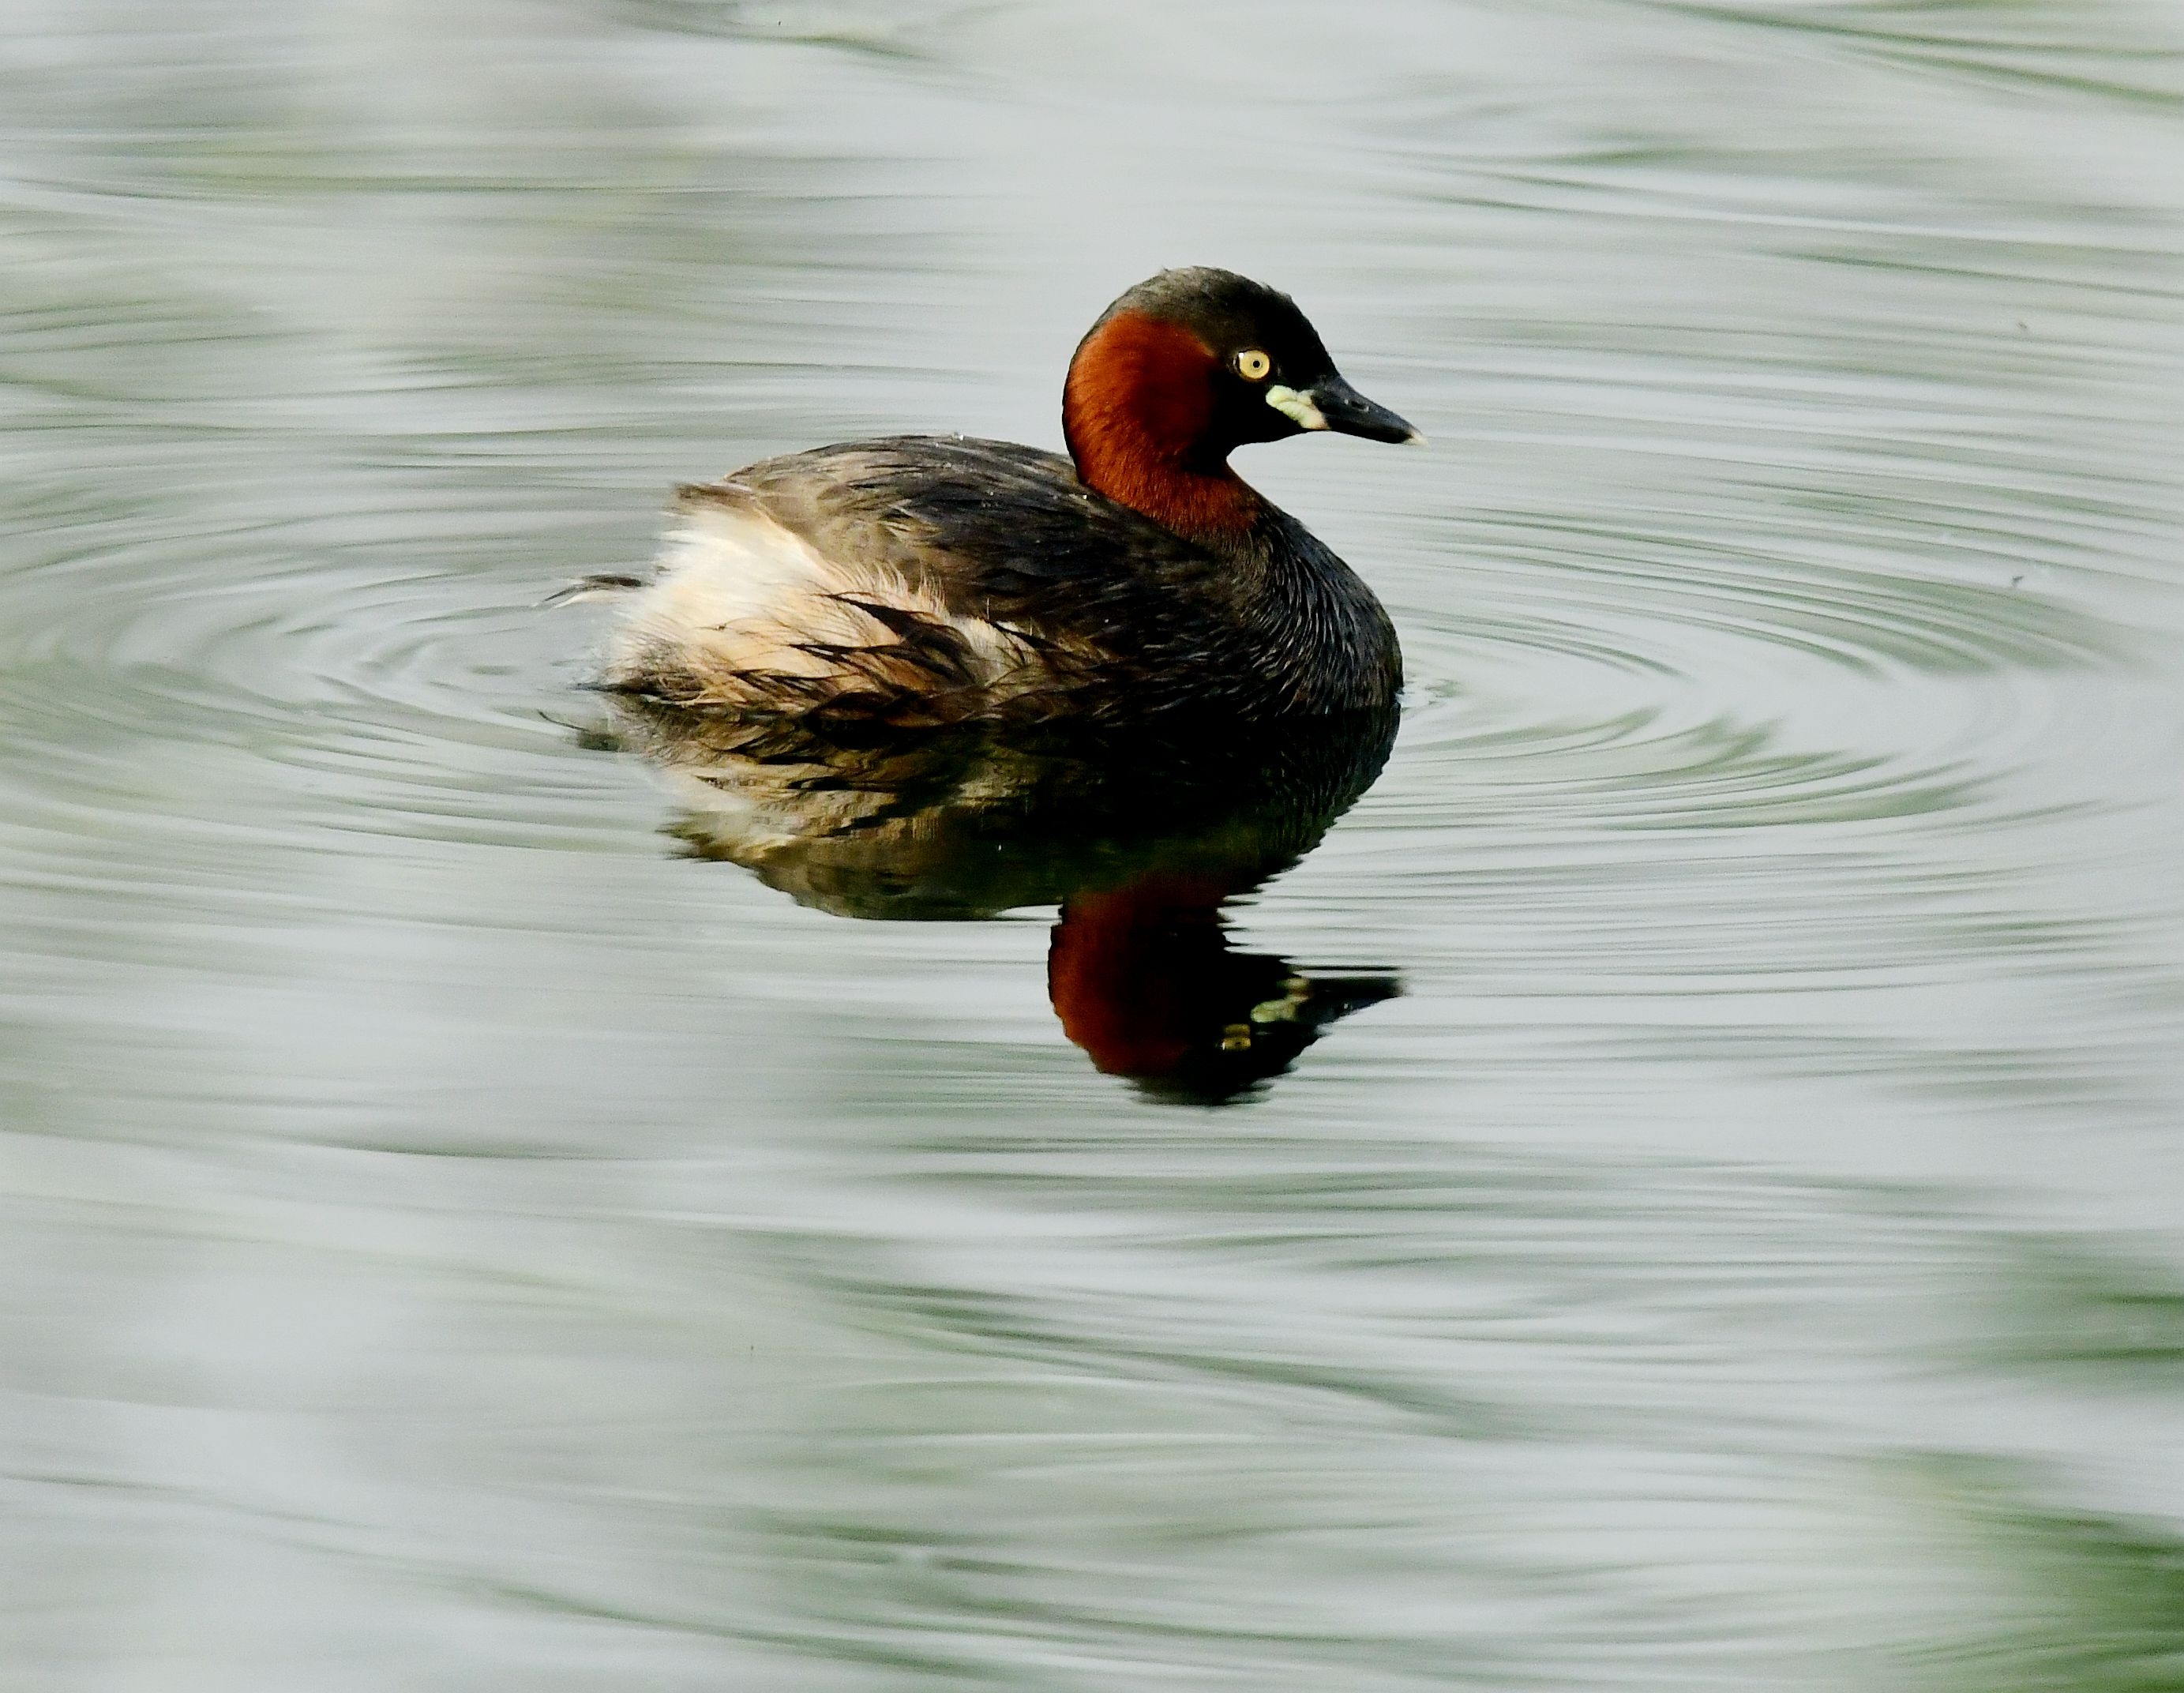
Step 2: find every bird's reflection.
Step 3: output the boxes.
[595,701,1401,1102]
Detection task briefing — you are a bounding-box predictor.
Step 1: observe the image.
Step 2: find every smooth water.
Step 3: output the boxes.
[6,1,2184,1687]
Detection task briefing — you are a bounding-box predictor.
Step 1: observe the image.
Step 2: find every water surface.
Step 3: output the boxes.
[5,1,2184,1687]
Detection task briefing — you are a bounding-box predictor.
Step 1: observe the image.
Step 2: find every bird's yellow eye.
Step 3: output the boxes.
[1236,349,1272,381]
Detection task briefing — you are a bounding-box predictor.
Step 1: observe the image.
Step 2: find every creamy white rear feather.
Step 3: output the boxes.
[602,499,1026,703]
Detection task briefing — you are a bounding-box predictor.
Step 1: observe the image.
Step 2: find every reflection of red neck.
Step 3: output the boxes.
[1046,873,1233,1078]
[1062,310,1262,542]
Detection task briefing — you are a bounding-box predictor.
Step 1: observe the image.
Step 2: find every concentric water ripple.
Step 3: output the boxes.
[0,508,624,846]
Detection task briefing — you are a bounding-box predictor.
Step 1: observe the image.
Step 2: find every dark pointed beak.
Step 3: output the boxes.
[1310,374,1424,445]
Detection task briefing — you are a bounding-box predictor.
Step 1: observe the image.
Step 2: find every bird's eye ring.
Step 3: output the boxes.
[1236,349,1272,381]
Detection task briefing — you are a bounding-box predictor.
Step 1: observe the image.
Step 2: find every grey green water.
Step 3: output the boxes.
[6,1,2184,1687]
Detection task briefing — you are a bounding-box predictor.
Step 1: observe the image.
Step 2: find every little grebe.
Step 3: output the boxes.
[568,267,1420,726]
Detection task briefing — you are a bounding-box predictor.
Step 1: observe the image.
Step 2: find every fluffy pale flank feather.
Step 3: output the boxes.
[597,479,1032,721]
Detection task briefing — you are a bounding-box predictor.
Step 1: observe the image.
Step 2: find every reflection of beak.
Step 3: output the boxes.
[1266,374,1424,444]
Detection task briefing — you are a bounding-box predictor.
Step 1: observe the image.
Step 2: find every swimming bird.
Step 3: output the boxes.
[561,267,1420,727]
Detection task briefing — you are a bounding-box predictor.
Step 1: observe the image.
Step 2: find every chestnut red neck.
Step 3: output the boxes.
[1061,309,1263,541]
